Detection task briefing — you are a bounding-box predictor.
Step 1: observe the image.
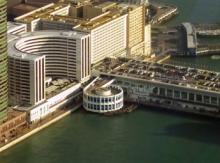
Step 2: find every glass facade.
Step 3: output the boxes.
[0,0,8,121]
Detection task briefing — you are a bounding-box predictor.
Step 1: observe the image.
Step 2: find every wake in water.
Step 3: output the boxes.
[211,55,220,60]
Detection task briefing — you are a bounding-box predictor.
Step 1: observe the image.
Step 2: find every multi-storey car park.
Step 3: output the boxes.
[0,0,8,122]
[8,30,91,107]
[93,57,220,116]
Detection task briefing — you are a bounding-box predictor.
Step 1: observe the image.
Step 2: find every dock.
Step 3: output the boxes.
[149,3,178,25]
[94,57,220,119]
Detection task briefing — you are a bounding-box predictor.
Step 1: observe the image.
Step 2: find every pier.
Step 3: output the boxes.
[94,57,220,117]
[167,22,220,57]
[197,44,220,55]
[195,24,220,36]
[149,3,178,25]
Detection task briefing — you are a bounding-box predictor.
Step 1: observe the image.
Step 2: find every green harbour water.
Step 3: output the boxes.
[2,110,220,163]
[1,0,220,163]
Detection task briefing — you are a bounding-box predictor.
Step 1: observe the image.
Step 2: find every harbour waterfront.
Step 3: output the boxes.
[1,109,220,163]
[1,0,220,162]
[157,0,220,69]
[153,0,220,25]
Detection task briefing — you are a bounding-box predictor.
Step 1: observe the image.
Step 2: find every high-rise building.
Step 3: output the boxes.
[15,1,150,64]
[0,0,8,122]
[8,30,90,106]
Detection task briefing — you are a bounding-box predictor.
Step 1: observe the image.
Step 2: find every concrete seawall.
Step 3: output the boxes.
[0,104,82,153]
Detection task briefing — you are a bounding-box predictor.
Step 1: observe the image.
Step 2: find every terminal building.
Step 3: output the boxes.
[15,1,151,64]
[94,58,220,115]
[83,78,124,113]
[8,30,91,106]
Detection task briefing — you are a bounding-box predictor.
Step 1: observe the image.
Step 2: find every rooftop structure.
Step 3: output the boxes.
[15,2,135,31]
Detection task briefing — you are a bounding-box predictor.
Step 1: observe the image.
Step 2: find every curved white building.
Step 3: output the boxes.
[83,85,124,113]
[8,30,91,106]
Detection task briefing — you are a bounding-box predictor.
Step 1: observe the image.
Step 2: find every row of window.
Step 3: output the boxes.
[116,81,220,106]
[85,94,123,103]
[85,101,123,111]
[153,87,219,106]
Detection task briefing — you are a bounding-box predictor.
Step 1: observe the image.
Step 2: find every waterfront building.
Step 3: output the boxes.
[83,78,124,113]
[94,58,220,115]
[8,30,90,106]
[15,1,150,63]
[14,82,82,123]
[0,0,8,122]
[0,110,26,143]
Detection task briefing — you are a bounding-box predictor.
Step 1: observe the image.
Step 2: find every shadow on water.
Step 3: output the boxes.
[161,121,220,146]
[139,104,220,122]
[140,106,220,145]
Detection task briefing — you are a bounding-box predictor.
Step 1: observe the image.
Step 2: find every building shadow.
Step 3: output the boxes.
[157,121,220,145]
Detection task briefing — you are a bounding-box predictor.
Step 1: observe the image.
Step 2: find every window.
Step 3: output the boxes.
[204,96,210,104]
[181,92,188,100]
[167,89,173,97]
[159,88,166,96]
[211,97,217,105]
[174,91,180,99]
[152,87,158,94]
[189,93,195,101]
[196,94,202,102]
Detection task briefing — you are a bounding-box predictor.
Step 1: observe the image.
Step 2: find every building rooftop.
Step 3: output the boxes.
[84,77,120,96]
[94,57,220,94]
[15,2,139,32]
[45,78,77,99]
[87,85,121,96]
[8,30,89,61]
